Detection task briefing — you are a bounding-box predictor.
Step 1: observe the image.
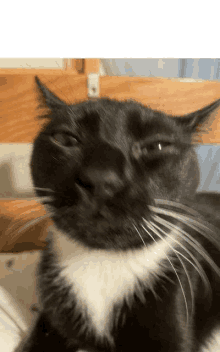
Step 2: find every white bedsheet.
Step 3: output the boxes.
[0,251,40,351]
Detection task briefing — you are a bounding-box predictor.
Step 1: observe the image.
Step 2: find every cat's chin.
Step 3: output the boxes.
[49,205,153,250]
[43,193,153,250]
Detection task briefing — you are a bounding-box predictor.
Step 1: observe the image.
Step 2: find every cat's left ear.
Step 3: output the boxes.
[35,76,66,110]
[174,98,220,132]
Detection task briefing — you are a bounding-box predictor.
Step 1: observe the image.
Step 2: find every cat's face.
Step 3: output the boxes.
[31,77,220,250]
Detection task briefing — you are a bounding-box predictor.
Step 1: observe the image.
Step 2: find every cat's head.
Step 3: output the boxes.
[31,77,220,250]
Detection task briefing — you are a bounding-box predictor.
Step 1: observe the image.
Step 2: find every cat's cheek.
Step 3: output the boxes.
[44,150,83,181]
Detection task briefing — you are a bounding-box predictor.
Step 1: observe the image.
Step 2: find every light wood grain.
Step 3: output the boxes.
[100,76,220,143]
[1,73,219,143]
[84,59,100,74]
[0,73,88,142]
[0,199,50,252]
[63,59,85,74]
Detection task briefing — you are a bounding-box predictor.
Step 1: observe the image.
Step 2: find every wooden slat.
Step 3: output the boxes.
[0,73,88,142]
[0,199,50,253]
[75,59,85,73]
[62,59,99,74]
[100,76,220,113]
[63,59,84,74]
[0,73,220,143]
[63,59,77,72]
[84,59,100,74]
[100,76,220,144]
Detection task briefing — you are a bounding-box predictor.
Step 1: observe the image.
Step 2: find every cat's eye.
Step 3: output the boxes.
[51,132,79,148]
[142,142,171,155]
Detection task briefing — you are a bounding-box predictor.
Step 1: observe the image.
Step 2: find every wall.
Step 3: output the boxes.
[0,59,64,69]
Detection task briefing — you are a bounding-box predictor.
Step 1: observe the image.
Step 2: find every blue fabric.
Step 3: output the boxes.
[195,146,220,192]
[101,59,220,80]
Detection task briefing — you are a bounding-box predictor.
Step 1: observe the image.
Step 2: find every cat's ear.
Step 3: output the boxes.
[174,99,220,132]
[35,76,66,110]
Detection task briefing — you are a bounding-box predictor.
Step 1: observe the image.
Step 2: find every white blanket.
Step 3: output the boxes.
[0,251,40,351]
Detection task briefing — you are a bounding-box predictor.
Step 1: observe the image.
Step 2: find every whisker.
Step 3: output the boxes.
[33,187,73,201]
[9,197,53,211]
[21,187,55,194]
[132,224,148,248]
[6,203,46,234]
[154,215,212,263]
[151,211,220,280]
[6,212,53,240]
[34,197,54,204]
[154,199,201,217]
[136,222,189,325]
[132,224,161,301]
[8,205,46,222]
[148,220,206,316]
[148,217,211,297]
[132,223,175,287]
[33,187,55,193]
[15,196,54,203]
[149,206,220,249]
[8,198,53,226]
[142,222,190,325]
[148,221,194,324]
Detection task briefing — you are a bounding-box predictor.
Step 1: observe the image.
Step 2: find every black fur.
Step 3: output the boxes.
[18,77,220,351]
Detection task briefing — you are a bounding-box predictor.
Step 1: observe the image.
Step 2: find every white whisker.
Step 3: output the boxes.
[20,196,54,203]
[151,212,220,280]
[10,197,53,210]
[33,187,55,192]
[6,213,53,239]
[149,206,220,250]
[142,223,189,325]
[132,224,148,248]
[154,199,200,217]
[132,224,160,301]
[148,221,198,318]
[148,217,211,297]
[139,222,189,325]
[22,187,55,193]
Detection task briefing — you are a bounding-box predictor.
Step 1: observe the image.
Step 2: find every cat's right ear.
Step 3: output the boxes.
[35,76,66,110]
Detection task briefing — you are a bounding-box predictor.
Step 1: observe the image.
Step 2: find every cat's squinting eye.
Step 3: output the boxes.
[51,132,79,148]
[142,141,171,155]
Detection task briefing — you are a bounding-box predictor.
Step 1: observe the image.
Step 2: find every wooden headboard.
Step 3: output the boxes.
[0,59,220,253]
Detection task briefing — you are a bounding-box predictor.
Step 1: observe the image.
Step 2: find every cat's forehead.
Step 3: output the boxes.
[65,99,177,139]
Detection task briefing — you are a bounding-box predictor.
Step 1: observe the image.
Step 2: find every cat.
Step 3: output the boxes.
[17,76,220,352]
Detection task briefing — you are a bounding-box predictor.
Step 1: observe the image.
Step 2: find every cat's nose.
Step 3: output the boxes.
[76,168,124,199]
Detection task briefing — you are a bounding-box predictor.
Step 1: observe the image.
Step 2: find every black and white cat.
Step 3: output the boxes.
[17,77,220,351]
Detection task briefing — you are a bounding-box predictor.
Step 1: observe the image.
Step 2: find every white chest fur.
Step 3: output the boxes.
[51,227,177,340]
[199,329,220,352]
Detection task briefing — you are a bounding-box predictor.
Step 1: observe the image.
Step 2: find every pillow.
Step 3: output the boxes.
[0,286,27,351]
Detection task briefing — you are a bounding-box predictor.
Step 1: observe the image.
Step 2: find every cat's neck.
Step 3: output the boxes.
[45,225,183,339]
[50,224,180,267]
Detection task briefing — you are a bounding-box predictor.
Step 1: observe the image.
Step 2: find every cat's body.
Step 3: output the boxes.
[17,77,220,351]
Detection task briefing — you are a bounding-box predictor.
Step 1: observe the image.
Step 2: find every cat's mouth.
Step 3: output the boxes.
[47,192,153,250]
[42,182,153,250]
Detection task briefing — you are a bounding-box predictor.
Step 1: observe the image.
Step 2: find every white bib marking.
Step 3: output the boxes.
[200,328,220,352]
[51,226,178,339]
